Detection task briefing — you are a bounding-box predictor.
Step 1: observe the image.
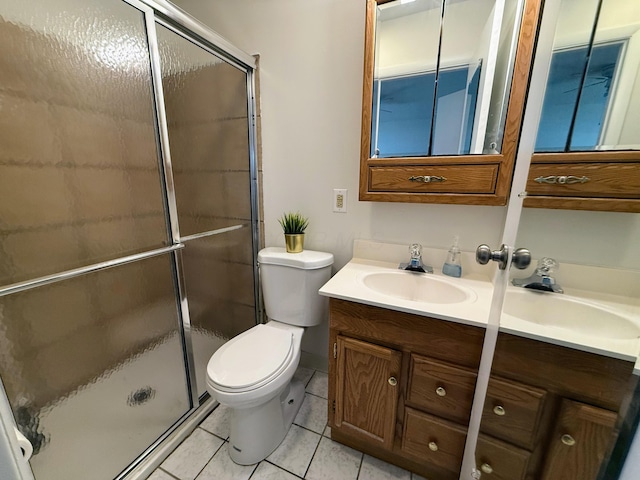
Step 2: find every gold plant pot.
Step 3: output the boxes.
[284,234,304,253]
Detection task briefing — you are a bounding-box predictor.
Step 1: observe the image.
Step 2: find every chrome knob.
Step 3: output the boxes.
[512,248,532,269]
[481,463,493,474]
[436,386,447,397]
[561,434,576,446]
[476,244,531,270]
[428,441,438,452]
[388,377,397,386]
[476,244,508,270]
[493,405,506,416]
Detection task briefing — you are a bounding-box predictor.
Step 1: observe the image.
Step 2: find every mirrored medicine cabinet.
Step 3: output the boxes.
[524,0,640,212]
[359,0,541,205]
[359,0,640,212]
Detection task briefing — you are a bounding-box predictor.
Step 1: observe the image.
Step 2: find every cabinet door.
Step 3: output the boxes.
[541,399,617,480]
[334,335,402,450]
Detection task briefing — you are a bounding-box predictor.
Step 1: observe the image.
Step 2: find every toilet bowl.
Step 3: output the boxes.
[206,322,305,464]
[206,247,333,465]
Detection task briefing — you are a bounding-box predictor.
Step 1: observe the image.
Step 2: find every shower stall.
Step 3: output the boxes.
[0,0,259,478]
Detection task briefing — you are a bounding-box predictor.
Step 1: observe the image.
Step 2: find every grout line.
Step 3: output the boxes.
[158,468,182,480]
[356,451,364,480]
[304,390,328,401]
[302,432,324,479]
[191,435,226,480]
[263,459,305,479]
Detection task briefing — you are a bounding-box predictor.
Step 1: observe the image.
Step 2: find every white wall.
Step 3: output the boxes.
[170,0,640,359]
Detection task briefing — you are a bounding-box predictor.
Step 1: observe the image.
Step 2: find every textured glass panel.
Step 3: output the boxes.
[0,254,189,480]
[156,24,251,237]
[181,225,256,396]
[0,0,168,287]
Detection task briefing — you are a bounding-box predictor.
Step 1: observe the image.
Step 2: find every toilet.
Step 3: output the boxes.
[206,247,334,465]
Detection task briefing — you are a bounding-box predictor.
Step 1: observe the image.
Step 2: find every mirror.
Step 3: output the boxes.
[359,0,541,206]
[368,0,524,158]
[535,0,640,152]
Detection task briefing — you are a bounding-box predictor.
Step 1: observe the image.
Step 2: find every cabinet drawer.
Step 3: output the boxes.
[527,163,640,198]
[402,407,467,473]
[408,354,477,424]
[481,376,546,449]
[369,164,499,194]
[476,435,531,480]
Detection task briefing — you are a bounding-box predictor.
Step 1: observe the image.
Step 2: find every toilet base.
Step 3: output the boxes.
[227,379,305,465]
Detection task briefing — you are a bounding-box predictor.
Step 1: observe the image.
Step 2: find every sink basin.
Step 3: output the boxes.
[503,289,640,340]
[360,271,476,304]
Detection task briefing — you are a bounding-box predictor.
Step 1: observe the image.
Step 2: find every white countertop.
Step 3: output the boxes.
[320,253,640,372]
[319,257,494,328]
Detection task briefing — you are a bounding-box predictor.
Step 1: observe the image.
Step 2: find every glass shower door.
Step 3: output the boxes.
[0,0,192,478]
[155,23,258,398]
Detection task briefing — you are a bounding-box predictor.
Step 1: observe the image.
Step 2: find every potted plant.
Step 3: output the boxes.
[278,212,309,253]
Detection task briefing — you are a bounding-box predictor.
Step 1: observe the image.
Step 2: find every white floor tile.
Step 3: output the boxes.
[293,366,315,387]
[148,470,176,480]
[267,424,321,477]
[252,461,301,480]
[358,454,411,480]
[306,372,328,399]
[293,393,327,434]
[200,403,230,439]
[195,444,257,480]
[322,425,331,438]
[305,437,363,480]
[160,428,223,480]
[410,474,429,480]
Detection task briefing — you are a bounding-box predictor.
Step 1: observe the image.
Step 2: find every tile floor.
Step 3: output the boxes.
[149,367,427,480]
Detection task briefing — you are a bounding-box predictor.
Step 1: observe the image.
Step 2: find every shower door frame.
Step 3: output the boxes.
[0,0,261,477]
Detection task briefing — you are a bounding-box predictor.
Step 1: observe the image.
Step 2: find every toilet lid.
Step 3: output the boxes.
[207,324,294,390]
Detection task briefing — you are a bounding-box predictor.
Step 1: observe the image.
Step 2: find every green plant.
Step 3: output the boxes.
[278,212,309,234]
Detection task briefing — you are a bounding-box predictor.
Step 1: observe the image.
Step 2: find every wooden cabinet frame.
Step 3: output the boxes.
[358,0,543,205]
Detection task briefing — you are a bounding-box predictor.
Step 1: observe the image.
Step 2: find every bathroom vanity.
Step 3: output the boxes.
[321,245,640,480]
[327,299,636,480]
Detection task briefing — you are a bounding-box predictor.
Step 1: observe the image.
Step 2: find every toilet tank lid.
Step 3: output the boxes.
[258,247,334,269]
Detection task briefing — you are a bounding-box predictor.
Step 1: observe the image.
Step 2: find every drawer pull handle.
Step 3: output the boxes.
[428,441,438,452]
[436,386,447,397]
[388,376,397,386]
[493,405,506,416]
[480,463,493,474]
[534,175,590,185]
[561,434,576,446]
[409,175,447,183]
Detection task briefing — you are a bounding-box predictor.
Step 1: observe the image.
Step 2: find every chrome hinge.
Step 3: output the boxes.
[333,342,337,359]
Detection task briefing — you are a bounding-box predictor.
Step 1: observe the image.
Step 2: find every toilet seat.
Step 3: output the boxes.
[207,324,295,393]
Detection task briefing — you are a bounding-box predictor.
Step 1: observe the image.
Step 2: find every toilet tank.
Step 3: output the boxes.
[258,247,334,327]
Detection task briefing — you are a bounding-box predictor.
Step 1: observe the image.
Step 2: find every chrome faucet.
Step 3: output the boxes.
[512,257,563,293]
[399,243,433,274]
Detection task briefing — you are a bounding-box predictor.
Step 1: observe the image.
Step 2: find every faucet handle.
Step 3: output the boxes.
[536,257,558,275]
[409,243,422,260]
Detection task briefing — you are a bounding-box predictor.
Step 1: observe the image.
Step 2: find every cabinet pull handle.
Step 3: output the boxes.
[409,175,447,183]
[428,441,439,452]
[388,376,397,386]
[480,463,493,474]
[561,434,576,446]
[493,405,506,416]
[436,386,447,397]
[534,175,590,185]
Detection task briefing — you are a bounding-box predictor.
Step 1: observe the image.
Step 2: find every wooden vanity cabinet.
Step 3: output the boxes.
[328,298,485,479]
[479,333,638,480]
[328,299,637,480]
